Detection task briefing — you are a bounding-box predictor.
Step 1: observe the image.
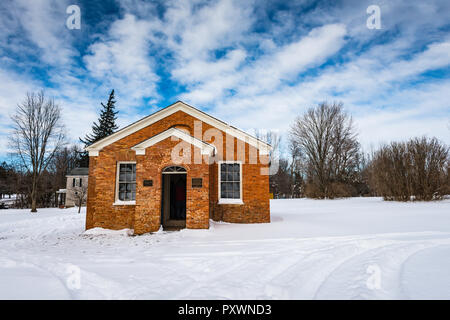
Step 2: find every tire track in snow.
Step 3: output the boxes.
[0,254,74,299]
[313,237,450,299]
[262,242,378,299]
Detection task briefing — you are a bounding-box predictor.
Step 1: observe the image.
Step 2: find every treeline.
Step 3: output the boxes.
[1,94,448,207]
[269,102,449,201]
[1,89,118,211]
[0,146,83,208]
[368,137,449,201]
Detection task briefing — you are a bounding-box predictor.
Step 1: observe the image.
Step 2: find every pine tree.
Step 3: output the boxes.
[79,90,119,166]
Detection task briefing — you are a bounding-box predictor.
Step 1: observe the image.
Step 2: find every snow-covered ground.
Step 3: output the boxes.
[0,198,449,300]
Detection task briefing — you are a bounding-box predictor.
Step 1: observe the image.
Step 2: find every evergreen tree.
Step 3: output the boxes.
[79,90,119,166]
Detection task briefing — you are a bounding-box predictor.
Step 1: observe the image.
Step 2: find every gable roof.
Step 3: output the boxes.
[131,127,216,155]
[85,101,271,156]
[67,167,89,176]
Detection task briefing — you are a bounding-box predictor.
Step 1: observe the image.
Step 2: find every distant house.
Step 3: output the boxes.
[84,101,272,234]
[56,167,89,207]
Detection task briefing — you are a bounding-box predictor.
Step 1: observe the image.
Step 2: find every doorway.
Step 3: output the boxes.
[161,166,187,229]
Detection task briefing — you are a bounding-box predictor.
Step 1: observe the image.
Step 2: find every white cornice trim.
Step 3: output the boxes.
[131,127,216,156]
[86,101,271,157]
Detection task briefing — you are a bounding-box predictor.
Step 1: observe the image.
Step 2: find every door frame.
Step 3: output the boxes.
[161,166,187,229]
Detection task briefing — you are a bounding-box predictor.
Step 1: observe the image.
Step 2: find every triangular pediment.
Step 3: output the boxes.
[131,127,215,155]
[86,101,271,156]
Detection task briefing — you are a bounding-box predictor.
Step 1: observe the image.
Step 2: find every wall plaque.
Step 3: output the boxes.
[192,178,202,188]
[143,180,153,186]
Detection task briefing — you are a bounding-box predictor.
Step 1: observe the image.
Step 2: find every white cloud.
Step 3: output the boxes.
[0,68,40,153]
[200,36,450,151]
[239,23,347,95]
[164,0,254,60]
[0,0,449,159]
[379,41,450,81]
[84,14,160,108]
[354,80,450,148]
[172,49,247,84]
[160,0,255,103]
[12,0,76,66]
[180,23,347,103]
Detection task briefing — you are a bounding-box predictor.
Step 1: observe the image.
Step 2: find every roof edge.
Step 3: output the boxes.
[86,101,272,155]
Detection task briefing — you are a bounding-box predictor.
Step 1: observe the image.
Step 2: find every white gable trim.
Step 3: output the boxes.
[85,101,271,157]
[131,128,216,156]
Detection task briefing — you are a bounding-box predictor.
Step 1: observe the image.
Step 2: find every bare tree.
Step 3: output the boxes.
[255,129,281,163]
[10,92,66,212]
[50,145,83,192]
[255,129,282,193]
[290,102,360,198]
[72,184,88,213]
[288,138,305,198]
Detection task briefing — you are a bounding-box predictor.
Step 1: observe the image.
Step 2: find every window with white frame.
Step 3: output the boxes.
[116,162,136,202]
[219,162,242,201]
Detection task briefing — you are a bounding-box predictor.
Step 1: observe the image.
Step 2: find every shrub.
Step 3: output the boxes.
[368,137,449,201]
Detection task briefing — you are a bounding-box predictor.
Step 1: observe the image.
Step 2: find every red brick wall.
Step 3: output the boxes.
[86,110,270,233]
[134,138,210,234]
[209,141,270,224]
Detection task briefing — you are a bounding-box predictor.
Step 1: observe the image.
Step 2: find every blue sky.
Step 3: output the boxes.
[0,0,449,158]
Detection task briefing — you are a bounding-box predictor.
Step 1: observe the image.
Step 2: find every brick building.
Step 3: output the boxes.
[85,101,271,234]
